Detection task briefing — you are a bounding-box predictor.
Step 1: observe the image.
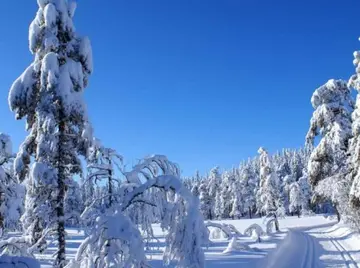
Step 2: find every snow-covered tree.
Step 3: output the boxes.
[306,79,353,220]
[214,191,222,219]
[207,167,221,219]
[258,147,284,222]
[348,46,360,211]
[190,172,201,197]
[281,174,295,214]
[0,134,24,232]
[198,181,212,219]
[229,180,242,219]
[240,167,256,218]
[298,170,311,213]
[8,1,93,266]
[289,182,301,217]
[87,144,123,210]
[74,155,207,268]
[306,79,352,187]
[219,172,234,219]
[64,179,82,227]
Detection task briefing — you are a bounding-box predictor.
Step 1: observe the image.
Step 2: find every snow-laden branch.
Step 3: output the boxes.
[124,155,180,184]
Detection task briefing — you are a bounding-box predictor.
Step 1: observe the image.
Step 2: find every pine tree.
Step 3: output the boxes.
[207,167,221,219]
[0,133,24,232]
[240,166,256,218]
[258,147,284,224]
[198,180,212,219]
[306,79,353,220]
[298,171,311,213]
[289,182,301,217]
[229,179,242,219]
[214,191,222,219]
[8,1,93,266]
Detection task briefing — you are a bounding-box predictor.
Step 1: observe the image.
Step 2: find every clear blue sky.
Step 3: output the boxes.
[0,0,359,176]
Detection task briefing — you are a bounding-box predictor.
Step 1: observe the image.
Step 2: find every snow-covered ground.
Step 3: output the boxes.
[28,215,360,267]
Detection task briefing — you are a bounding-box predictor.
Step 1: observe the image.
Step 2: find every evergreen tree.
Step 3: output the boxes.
[0,133,24,232]
[198,180,212,219]
[8,1,93,266]
[258,147,284,222]
[207,167,221,219]
[298,171,311,213]
[289,182,301,217]
[306,79,353,221]
[214,191,222,219]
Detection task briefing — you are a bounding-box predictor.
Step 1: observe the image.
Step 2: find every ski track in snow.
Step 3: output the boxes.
[324,234,359,268]
[299,230,317,268]
[264,223,360,268]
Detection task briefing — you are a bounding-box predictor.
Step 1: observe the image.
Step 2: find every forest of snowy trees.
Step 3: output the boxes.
[2,0,360,268]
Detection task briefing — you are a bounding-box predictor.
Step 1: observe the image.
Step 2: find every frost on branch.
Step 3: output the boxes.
[124,155,180,184]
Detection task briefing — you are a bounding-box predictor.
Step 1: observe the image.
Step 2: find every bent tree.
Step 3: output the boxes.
[72,155,208,268]
[8,0,93,267]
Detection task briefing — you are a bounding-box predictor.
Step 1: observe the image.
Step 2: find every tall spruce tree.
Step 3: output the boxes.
[306,79,353,221]
[258,147,284,224]
[8,0,93,266]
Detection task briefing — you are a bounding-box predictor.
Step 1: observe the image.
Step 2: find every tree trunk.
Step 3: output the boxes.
[335,205,341,222]
[33,219,46,253]
[274,214,280,232]
[297,206,300,218]
[249,206,252,219]
[108,157,113,208]
[55,117,66,268]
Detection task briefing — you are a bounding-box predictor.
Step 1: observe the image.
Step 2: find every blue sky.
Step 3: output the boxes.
[0,0,359,176]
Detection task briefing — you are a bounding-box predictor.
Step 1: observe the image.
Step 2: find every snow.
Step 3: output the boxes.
[14,215,360,267]
[0,255,40,268]
[258,220,360,268]
[79,37,93,74]
[43,3,57,27]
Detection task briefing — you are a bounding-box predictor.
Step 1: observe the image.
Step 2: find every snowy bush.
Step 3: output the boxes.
[205,222,232,239]
[67,212,146,268]
[209,228,224,240]
[265,218,279,234]
[244,224,266,242]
